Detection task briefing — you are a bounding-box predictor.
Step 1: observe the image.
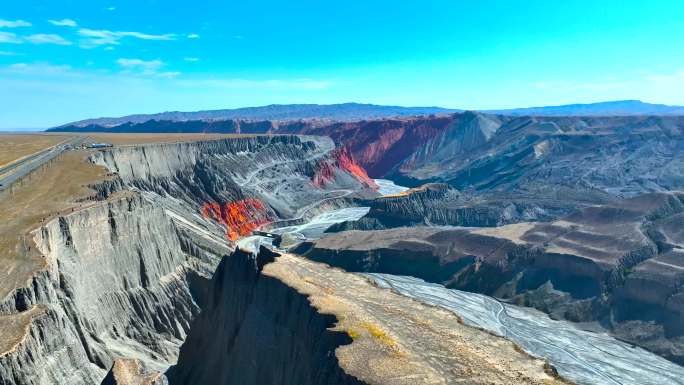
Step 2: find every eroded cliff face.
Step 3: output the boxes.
[0,135,375,385]
[90,135,375,220]
[0,194,220,385]
[327,183,581,233]
[168,247,365,385]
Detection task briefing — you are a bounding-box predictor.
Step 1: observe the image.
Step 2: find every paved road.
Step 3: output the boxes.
[0,136,87,192]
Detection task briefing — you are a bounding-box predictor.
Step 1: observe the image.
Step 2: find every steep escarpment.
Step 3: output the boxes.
[0,135,376,385]
[298,192,684,364]
[0,194,225,385]
[90,135,376,220]
[169,247,365,385]
[302,116,453,177]
[170,248,566,385]
[52,119,311,135]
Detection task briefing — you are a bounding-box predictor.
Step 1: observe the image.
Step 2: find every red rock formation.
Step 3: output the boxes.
[303,116,454,177]
[201,198,272,241]
[312,159,335,187]
[312,147,378,189]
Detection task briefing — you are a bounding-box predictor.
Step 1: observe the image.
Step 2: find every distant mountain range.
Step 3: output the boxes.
[61,103,458,128]
[54,100,684,129]
[487,100,684,116]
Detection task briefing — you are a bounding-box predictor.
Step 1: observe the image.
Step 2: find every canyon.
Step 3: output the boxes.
[2,109,684,385]
[0,135,377,384]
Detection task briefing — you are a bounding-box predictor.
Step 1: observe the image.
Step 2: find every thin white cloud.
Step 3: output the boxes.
[0,50,19,56]
[6,62,72,75]
[4,62,328,90]
[535,68,684,94]
[48,19,77,27]
[528,67,684,106]
[117,58,164,70]
[184,57,200,62]
[121,31,175,40]
[233,35,244,39]
[25,34,72,45]
[0,19,32,28]
[106,6,116,11]
[79,28,176,48]
[0,31,22,44]
[187,33,200,39]
[116,58,179,78]
[157,71,181,78]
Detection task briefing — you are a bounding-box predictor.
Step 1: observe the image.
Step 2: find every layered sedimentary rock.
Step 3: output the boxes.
[304,113,684,201]
[328,183,585,233]
[298,191,684,364]
[89,135,375,220]
[0,136,375,385]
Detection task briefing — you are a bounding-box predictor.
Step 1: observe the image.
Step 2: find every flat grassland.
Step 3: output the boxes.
[0,150,108,301]
[0,134,72,168]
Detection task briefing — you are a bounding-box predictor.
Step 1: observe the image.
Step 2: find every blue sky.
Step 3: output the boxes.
[1,0,683,128]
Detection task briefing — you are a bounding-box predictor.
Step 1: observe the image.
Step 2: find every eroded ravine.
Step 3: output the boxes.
[0,135,375,385]
[1,135,680,385]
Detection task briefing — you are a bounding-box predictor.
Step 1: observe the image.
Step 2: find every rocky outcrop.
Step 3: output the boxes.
[100,359,166,385]
[57,112,684,203]
[168,247,365,385]
[328,183,582,233]
[90,135,376,219]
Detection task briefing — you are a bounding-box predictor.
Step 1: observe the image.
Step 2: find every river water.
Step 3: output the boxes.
[366,274,684,385]
[237,178,405,251]
[375,178,410,196]
[237,206,370,252]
